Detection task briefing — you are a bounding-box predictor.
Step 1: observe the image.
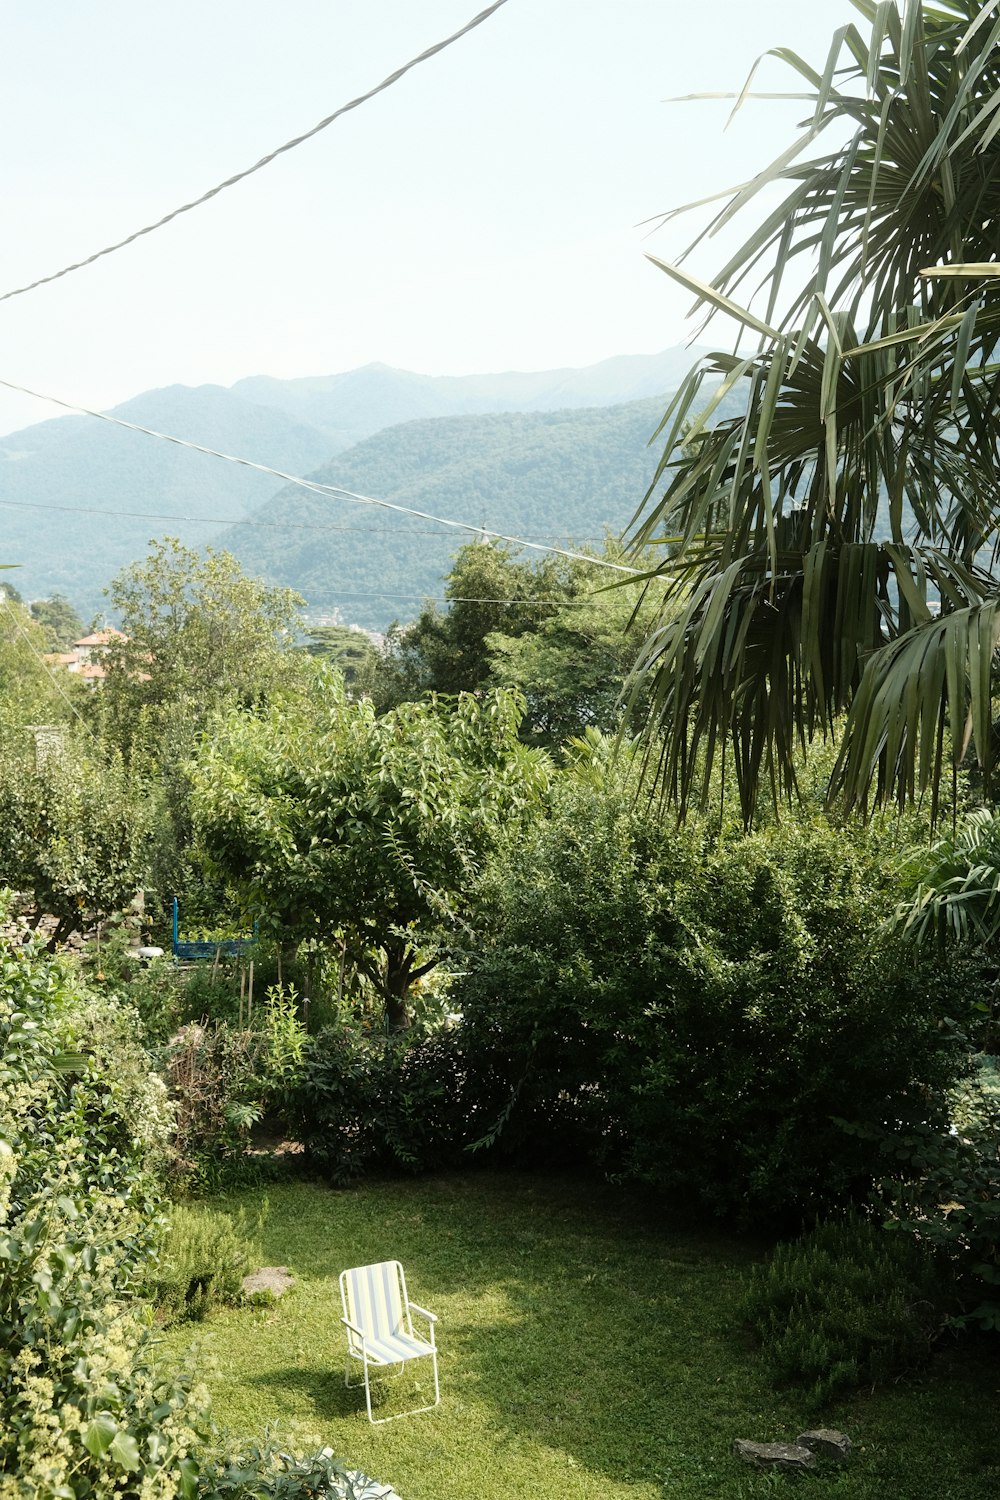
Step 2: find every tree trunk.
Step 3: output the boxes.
[383,942,412,1032]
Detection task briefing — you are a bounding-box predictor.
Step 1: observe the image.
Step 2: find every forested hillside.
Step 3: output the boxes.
[219,396,678,630]
[0,384,334,613]
[0,348,710,619]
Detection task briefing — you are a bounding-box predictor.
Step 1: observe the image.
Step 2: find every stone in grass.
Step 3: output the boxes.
[797,1428,852,1462]
[733,1439,817,1473]
[242,1266,295,1299]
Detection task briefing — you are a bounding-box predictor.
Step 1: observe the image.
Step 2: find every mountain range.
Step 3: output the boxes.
[0,347,717,626]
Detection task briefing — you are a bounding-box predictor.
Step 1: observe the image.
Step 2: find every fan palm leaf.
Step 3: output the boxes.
[629,0,1000,822]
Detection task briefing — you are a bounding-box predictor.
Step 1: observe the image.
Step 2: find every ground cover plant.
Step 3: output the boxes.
[157,1175,1000,1500]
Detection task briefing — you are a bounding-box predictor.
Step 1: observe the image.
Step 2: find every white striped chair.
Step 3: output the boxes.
[339,1260,440,1424]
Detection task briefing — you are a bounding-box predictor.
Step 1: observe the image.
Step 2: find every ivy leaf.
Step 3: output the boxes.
[110,1430,141,1471]
[82,1413,117,1457]
[178,1456,200,1498]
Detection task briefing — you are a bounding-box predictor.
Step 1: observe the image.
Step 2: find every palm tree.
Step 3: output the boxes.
[628,0,1000,824]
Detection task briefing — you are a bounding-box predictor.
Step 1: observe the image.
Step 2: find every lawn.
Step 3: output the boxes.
[158,1173,999,1500]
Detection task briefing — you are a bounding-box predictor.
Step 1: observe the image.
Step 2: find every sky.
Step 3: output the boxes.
[0,0,860,438]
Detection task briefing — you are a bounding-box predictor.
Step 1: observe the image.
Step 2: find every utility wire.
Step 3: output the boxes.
[0,495,612,548]
[304,588,639,607]
[0,0,512,307]
[0,376,641,577]
[0,596,95,736]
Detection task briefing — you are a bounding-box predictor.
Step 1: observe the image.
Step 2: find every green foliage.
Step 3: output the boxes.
[452,774,974,1221]
[97,536,306,763]
[0,591,79,725]
[93,943,185,1044]
[197,1442,360,1499]
[0,731,149,944]
[375,541,662,746]
[191,672,550,1026]
[302,624,378,697]
[0,923,213,1496]
[740,1212,946,1407]
[29,593,84,651]
[863,1057,1000,1332]
[0,910,357,1499]
[144,1203,262,1325]
[630,0,1000,822]
[288,1024,497,1185]
[165,988,308,1189]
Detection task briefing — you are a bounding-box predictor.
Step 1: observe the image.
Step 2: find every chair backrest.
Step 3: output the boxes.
[340,1261,410,1352]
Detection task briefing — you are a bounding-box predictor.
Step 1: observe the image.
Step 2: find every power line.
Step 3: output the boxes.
[0,597,94,737]
[303,588,641,607]
[0,495,612,547]
[0,376,641,577]
[0,1,512,307]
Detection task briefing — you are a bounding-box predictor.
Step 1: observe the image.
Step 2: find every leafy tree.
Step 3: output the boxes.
[303,623,379,697]
[29,593,84,650]
[486,557,659,746]
[98,536,305,758]
[190,671,550,1028]
[0,590,78,725]
[0,733,149,945]
[374,543,546,704]
[629,0,1000,822]
[375,541,660,744]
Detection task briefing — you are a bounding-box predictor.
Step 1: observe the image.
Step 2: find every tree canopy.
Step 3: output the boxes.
[376,541,660,745]
[190,673,550,1027]
[99,537,304,758]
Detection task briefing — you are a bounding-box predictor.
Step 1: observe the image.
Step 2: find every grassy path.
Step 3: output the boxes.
[158,1173,999,1499]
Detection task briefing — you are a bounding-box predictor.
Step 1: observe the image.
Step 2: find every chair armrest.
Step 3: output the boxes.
[341,1315,367,1341]
[407,1300,437,1322]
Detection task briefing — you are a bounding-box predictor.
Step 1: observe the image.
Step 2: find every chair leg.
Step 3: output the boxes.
[363,1352,440,1425]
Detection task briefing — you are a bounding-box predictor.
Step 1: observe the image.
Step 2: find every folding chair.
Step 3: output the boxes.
[339,1260,440,1424]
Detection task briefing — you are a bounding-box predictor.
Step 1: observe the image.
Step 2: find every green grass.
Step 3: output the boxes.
[157,1173,1000,1500]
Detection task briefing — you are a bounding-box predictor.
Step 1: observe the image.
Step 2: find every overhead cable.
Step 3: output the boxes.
[0,0,511,307]
[0,495,611,548]
[0,376,641,576]
[0,597,95,736]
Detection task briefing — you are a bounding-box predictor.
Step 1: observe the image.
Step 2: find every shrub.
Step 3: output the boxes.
[164,987,308,1189]
[870,1057,1000,1330]
[0,927,215,1495]
[289,1023,506,1184]
[740,1212,947,1406]
[0,912,357,1497]
[451,781,975,1223]
[144,1203,263,1324]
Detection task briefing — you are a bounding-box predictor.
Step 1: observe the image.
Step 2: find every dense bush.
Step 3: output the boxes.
[289,1024,477,1184]
[740,1212,947,1406]
[0,919,361,1497]
[449,779,976,1223]
[144,1203,262,1325]
[0,928,214,1495]
[869,1057,1000,1330]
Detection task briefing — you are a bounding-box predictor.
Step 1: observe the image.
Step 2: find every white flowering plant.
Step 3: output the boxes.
[0,913,355,1498]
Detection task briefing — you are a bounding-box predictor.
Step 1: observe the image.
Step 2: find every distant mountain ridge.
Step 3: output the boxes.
[0,348,712,618]
[230,347,711,449]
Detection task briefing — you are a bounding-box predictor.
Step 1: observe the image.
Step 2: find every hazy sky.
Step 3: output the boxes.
[0,0,859,437]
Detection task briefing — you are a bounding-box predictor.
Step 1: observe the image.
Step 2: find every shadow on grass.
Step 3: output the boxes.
[249,1365,355,1418]
[250,1362,437,1425]
[197,1171,1000,1500]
